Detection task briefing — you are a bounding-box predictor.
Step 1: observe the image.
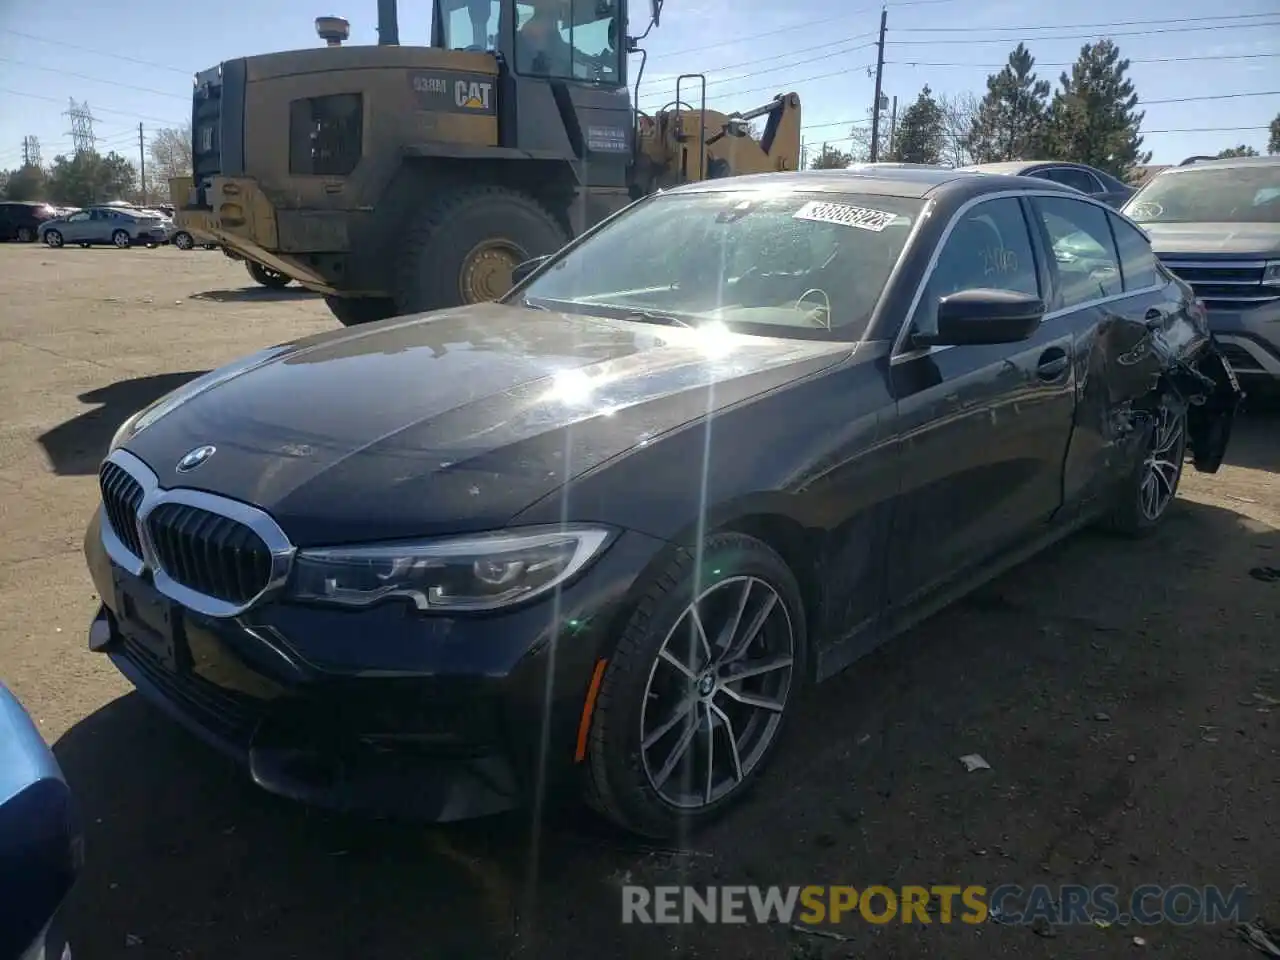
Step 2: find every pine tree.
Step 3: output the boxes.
[1046,39,1151,181]
[889,85,946,165]
[965,43,1050,162]
[1216,145,1259,158]
[1268,113,1280,155]
[809,143,852,169]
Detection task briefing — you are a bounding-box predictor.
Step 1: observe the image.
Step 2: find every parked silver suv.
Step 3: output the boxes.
[38,206,169,248]
[1123,156,1280,394]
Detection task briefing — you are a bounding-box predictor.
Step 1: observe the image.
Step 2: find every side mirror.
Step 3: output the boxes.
[511,255,551,286]
[913,289,1045,348]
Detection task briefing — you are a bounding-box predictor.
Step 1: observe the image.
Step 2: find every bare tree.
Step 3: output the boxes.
[147,124,192,201]
[936,92,979,167]
[845,110,892,163]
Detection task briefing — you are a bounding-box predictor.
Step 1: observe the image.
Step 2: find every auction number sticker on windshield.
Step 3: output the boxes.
[792,200,897,232]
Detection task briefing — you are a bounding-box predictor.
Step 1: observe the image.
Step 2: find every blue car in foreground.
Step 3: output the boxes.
[0,683,81,960]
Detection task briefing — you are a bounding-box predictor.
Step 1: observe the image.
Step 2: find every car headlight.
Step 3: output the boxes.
[106,345,293,454]
[289,526,614,612]
[1263,261,1280,285]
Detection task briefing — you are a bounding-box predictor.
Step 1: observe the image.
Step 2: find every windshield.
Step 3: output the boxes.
[438,0,622,85]
[518,189,923,339]
[1124,165,1280,224]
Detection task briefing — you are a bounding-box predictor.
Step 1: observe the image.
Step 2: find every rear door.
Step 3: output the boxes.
[1027,194,1172,511]
[887,193,1077,608]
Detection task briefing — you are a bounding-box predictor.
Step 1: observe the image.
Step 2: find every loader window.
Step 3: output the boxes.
[519,190,923,338]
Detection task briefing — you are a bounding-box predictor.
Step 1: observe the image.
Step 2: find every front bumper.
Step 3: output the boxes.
[83,510,667,822]
[1204,300,1280,382]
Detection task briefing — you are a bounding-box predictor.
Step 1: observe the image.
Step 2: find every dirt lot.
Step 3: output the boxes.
[0,242,1276,960]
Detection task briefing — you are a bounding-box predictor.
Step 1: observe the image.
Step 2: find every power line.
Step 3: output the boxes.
[640,63,877,107]
[886,51,1280,68]
[891,12,1280,33]
[646,0,962,61]
[0,28,193,75]
[0,88,186,126]
[643,42,877,98]
[886,19,1280,45]
[0,56,189,100]
[65,99,97,154]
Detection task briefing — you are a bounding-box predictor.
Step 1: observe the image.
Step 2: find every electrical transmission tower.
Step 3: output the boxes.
[21,136,42,167]
[65,100,98,155]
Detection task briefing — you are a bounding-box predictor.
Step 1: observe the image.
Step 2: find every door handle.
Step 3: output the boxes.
[1036,349,1070,380]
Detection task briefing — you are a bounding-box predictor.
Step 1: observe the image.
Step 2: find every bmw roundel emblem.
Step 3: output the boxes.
[176,444,216,472]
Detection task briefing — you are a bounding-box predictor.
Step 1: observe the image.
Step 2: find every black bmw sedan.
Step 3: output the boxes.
[84,168,1241,839]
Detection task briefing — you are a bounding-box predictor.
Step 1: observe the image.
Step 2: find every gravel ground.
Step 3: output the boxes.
[0,242,1276,960]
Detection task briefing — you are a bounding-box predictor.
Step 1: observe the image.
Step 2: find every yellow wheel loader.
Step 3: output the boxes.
[171,0,801,325]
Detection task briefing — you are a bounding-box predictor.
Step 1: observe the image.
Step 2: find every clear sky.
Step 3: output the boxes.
[1,0,1276,172]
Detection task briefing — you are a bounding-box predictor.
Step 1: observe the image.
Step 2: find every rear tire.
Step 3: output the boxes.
[394,185,567,314]
[16,226,34,243]
[1100,404,1187,537]
[246,261,291,288]
[324,296,398,327]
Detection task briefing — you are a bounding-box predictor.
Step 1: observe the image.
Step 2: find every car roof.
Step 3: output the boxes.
[663,166,1083,200]
[1165,155,1280,173]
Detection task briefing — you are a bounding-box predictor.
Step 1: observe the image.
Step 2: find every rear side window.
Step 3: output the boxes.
[913,196,1040,333]
[1109,215,1159,291]
[1032,196,1122,309]
[1045,167,1101,194]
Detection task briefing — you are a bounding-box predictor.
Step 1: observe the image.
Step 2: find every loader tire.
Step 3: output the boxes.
[324,296,398,327]
[246,261,291,288]
[394,185,567,315]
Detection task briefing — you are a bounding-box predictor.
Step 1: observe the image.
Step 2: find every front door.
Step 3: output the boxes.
[61,211,92,241]
[887,195,1077,608]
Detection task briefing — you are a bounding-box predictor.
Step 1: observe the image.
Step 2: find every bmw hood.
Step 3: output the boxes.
[1139,221,1280,259]
[119,304,850,545]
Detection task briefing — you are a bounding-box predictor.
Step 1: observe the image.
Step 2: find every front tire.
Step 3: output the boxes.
[1101,404,1187,536]
[394,185,567,314]
[324,295,398,327]
[246,261,291,288]
[111,229,131,248]
[44,230,63,248]
[173,231,195,250]
[585,532,806,838]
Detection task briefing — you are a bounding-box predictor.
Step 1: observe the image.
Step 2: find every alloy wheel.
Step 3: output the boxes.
[112,230,130,248]
[174,232,194,250]
[16,227,33,242]
[1139,407,1184,521]
[45,231,62,248]
[639,576,795,809]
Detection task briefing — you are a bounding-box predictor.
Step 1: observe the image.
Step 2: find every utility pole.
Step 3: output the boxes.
[138,123,147,203]
[65,99,98,155]
[869,7,887,162]
[888,96,898,159]
[21,135,42,167]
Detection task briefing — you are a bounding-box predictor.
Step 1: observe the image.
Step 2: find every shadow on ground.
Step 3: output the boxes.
[36,372,208,476]
[55,500,1279,960]
[190,288,321,303]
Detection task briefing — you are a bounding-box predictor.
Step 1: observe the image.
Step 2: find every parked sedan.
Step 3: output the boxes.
[38,206,169,248]
[83,168,1240,839]
[962,161,1136,208]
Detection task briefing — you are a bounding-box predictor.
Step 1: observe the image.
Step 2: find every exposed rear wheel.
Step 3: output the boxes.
[395,185,567,314]
[585,532,806,838]
[1101,404,1187,536]
[16,226,34,243]
[246,261,291,288]
[324,296,398,327]
[111,229,130,248]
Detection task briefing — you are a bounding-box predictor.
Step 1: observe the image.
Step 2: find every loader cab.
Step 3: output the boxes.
[431,0,626,87]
